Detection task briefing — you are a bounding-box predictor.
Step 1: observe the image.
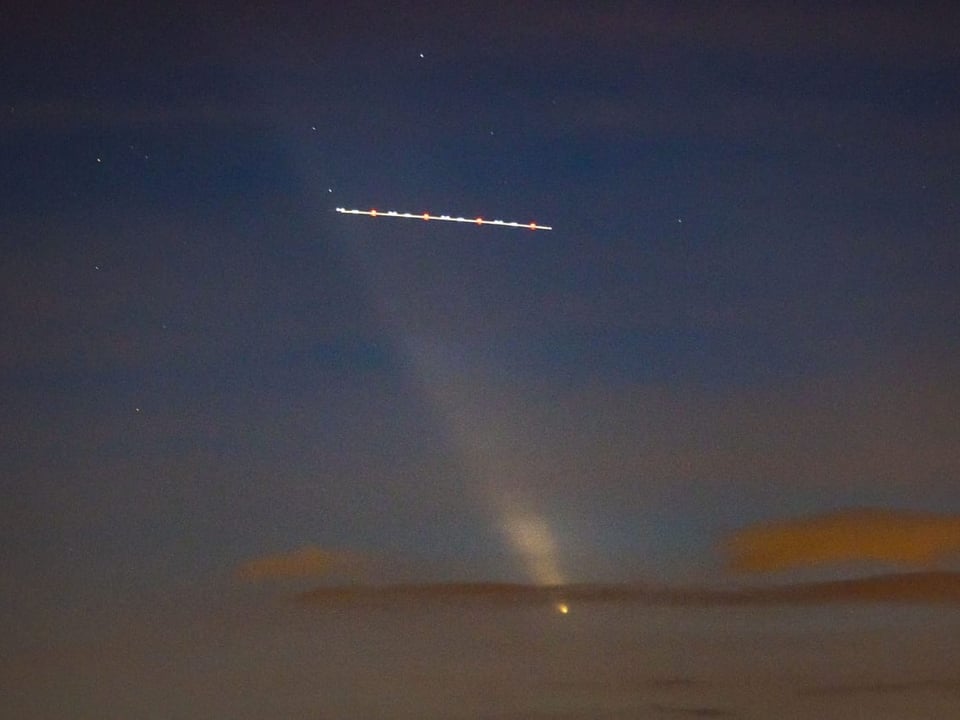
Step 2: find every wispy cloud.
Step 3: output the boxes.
[798,680,960,698]
[648,704,737,718]
[725,509,960,573]
[236,546,363,582]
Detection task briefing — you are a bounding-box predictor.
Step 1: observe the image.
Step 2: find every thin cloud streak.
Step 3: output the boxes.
[237,546,363,582]
[297,571,960,608]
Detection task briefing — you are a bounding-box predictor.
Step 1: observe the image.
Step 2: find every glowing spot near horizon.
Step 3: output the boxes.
[556,602,569,615]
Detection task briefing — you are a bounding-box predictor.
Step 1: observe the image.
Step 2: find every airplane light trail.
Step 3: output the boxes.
[335,207,552,230]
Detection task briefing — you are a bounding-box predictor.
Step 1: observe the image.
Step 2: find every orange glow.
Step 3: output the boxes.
[476,217,483,224]
[236,546,354,582]
[727,509,960,573]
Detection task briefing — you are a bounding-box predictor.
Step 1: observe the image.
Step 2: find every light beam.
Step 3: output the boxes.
[336,207,553,231]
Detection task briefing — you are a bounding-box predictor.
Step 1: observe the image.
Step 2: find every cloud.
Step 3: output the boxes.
[648,704,736,718]
[297,573,960,608]
[725,509,960,573]
[798,680,960,698]
[236,546,363,582]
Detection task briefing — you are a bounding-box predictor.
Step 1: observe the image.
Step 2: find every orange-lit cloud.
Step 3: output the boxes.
[236,546,362,582]
[726,509,960,573]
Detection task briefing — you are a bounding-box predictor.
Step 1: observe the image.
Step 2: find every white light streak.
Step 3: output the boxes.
[335,207,552,231]
[503,512,564,587]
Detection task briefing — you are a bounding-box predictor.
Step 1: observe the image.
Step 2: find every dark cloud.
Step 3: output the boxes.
[798,680,960,698]
[297,572,960,608]
[546,675,708,694]
[648,705,736,718]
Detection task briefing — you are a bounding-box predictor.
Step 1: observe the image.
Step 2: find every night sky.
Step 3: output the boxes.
[4,2,960,717]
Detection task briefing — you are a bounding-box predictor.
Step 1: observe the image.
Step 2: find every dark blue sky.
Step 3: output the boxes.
[3,1,959,610]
